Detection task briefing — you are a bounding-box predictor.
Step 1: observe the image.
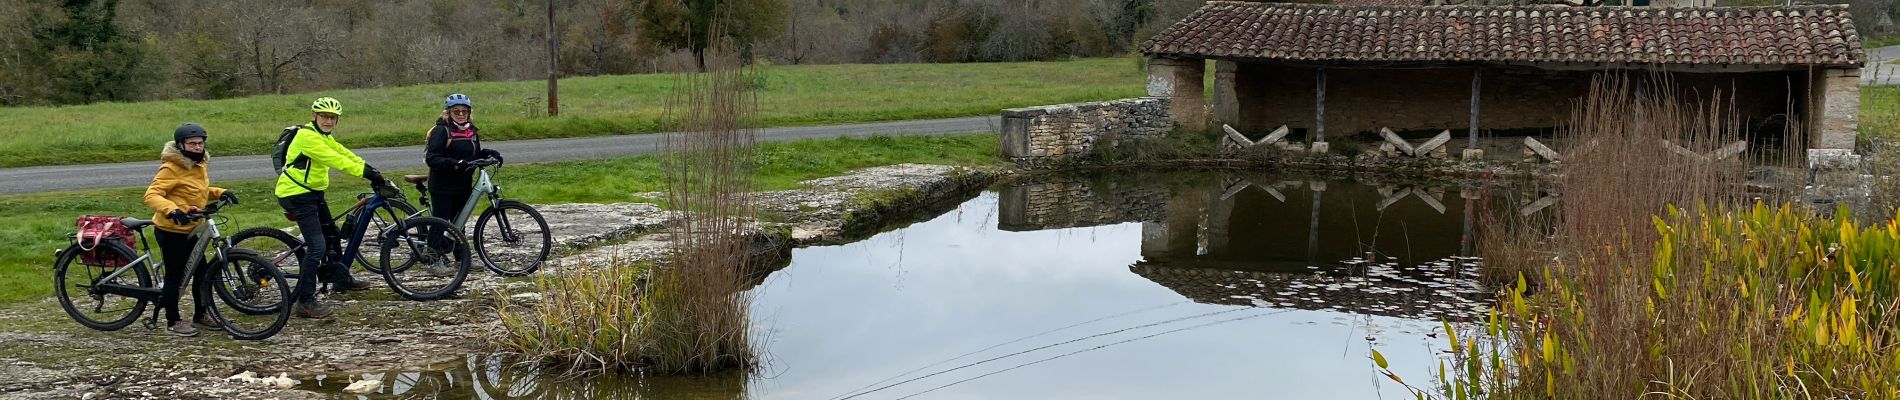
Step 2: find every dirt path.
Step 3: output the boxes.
[0,164,997,399]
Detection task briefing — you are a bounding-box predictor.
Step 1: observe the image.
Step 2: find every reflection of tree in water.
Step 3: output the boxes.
[306,354,750,399]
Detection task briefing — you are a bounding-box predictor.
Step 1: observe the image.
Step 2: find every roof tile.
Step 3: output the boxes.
[1140,2,1863,66]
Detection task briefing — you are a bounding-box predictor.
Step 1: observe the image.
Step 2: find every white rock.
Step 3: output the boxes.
[224,371,256,381]
[343,379,383,394]
[272,373,298,389]
[509,292,543,305]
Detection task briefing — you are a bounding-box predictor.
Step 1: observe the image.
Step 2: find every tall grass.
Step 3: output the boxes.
[642,44,762,374]
[496,44,760,374]
[1369,74,1900,399]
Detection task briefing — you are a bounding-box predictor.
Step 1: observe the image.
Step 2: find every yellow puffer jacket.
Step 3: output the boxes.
[144,142,227,234]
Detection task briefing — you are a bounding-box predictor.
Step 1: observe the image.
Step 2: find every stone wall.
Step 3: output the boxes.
[1000,97,1173,165]
[998,176,1171,231]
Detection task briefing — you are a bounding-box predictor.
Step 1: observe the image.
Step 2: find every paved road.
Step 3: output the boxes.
[0,116,1000,194]
[1866,45,1900,86]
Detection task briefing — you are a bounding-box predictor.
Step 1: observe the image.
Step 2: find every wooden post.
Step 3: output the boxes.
[1468,66,1481,150]
[546,0,559,117]
[1315,67,1327,143]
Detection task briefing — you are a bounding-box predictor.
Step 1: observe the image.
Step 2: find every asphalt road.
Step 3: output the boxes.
[0,116,1000,195]
[1865,45,1900,87]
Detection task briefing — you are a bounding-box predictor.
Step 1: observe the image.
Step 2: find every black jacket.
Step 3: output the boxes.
[424,117,483,191]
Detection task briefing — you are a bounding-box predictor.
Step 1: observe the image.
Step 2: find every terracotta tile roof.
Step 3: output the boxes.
[1140,2,1863,66]
[1332,0,1429,6]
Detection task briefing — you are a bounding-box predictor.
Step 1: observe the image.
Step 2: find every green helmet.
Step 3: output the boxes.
[310,97,343,116]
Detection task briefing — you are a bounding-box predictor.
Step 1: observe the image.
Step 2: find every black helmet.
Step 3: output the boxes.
[174,123,208,144]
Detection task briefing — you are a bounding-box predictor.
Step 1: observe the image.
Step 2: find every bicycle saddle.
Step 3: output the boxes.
[402,175,429,184]
[120,217,154,230]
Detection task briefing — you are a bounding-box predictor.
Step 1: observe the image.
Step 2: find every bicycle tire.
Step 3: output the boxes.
[202,252,292,340]
[474,200,551,277]
[380,216,470,301]
[210,248,286,316]
[53,242,151,331]
[229,226,303,286]
[358,200,419,274]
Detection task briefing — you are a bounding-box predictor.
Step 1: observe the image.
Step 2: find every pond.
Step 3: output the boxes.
[304,171,1550,399]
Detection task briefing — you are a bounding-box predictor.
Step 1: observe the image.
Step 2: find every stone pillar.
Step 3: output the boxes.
[1212,60,1239,129]
[1148,57,1206,132]
[1808,67,1862,169]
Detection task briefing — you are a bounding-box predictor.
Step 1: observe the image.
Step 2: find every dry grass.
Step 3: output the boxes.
[495,34,760,373]
[641,43,762,374]
[1371,73,1900,399]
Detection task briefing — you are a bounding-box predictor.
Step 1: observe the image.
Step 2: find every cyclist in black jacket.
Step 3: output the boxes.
[424,93,502,224]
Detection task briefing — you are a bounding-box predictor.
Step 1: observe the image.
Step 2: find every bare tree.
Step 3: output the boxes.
[224,3,338,94]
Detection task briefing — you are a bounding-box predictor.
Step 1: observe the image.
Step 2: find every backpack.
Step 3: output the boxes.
[270,126,300,175]
[271,125,319,192]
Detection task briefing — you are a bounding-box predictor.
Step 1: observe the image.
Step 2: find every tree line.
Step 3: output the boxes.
[0,0,1209,106]
[0,0,1888,107]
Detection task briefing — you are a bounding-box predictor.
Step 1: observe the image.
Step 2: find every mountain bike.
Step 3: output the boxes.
[51,199,292,340]
[396,157,550,277]
[229,183,471,301]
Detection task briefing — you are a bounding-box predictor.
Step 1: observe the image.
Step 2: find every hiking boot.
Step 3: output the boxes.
[295,299,334,319]
[168,321,199,337]
[192,316,220,331]
[425,263,460,277]
[331,277,375,292]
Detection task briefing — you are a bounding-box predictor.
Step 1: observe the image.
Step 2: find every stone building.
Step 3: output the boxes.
[1140,1,1865,165]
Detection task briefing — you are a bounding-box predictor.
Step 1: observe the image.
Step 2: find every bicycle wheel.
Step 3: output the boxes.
[357,200,419,274]
[53,243,151,331]
[230,227,303,286]
[380,216,469,301]
[202,252,291,340]
[474,201,551,277]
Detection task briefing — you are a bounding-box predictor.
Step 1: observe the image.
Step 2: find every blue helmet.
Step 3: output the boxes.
[444,93,472,110]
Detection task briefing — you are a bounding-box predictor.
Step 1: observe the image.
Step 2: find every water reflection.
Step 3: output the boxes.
[302,355,748,399]
[309,172,1549,399]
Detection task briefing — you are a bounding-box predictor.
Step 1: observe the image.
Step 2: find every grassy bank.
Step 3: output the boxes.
[1869,37,1900,50]
[1385,204,1900,399]
[0,134,999,303]
[1867,85,1899,141]
[0,59,1137,168]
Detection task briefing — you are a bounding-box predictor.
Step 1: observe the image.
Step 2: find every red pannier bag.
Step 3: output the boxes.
[73,215,136,268]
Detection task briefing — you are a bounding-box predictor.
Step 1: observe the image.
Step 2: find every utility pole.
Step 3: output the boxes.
[546,0,560,117]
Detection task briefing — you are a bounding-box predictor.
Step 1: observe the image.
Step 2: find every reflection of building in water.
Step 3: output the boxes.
[998,173,1548,320]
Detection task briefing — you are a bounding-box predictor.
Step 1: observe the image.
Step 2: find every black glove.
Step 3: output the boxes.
[167,209,191,225]
[479,149,502,164]
[218,191,239,205]
[363,165,388,187]
[455,159,473,170]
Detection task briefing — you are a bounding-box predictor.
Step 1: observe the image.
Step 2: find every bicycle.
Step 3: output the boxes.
[230,182,471,301]
[51,199,292,340]
[395,156,550,277]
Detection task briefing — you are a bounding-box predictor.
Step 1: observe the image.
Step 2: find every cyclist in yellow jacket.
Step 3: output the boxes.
[143,123,238,336]
[276,97,388,319]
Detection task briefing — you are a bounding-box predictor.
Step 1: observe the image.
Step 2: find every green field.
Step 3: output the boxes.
[1868,37,1900,50]
[0,134,1000,303]
[1867,85,1899,141]
[0,59,1140,168]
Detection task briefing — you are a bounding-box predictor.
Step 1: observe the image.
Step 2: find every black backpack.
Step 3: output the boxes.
[271,126,318,191]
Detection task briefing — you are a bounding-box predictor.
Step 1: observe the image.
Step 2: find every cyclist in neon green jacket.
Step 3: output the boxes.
[275,97,388,319]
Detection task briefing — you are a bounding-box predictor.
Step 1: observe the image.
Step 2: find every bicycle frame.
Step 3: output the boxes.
[91,207,230,303]
[409,164,505,230]
[263,189,406,279]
